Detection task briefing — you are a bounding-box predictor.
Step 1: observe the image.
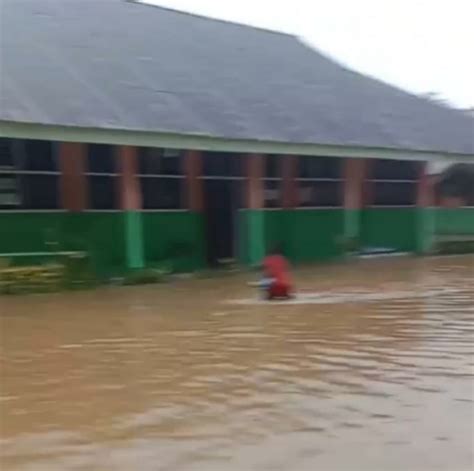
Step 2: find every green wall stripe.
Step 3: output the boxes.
[263,209,345,263]
[435,208,474,235]
[123,211,144,269]
[360,208,418,252]
[142,212,206,271]
[239,210,265,266]
[0,211,206,275]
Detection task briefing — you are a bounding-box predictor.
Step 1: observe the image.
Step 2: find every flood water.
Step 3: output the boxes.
[1,256,473,470]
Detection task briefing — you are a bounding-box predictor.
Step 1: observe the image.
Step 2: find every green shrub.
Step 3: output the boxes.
[0,265,64,295]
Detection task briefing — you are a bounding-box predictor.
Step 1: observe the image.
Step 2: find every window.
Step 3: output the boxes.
[142,178,182,210]
[373,182,416,206]
[264,179,281,209]
[0,139,19,208]
[297,156,343,207]
[369,159,419,206]
[200,152,243,210]
[263,155,282,209]
[138,147,184,210]
[0,138,59,210]
[202,152,241,177]
[371,159,419,181]
[86,144,117,210]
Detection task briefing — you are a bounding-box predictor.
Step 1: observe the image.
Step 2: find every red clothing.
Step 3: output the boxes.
[263,255,292,298]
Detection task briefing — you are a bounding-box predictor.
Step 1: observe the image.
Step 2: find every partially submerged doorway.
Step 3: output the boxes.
[202,152,242,266]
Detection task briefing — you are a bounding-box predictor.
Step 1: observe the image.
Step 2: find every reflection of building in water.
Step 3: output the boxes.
[0,0,473,276]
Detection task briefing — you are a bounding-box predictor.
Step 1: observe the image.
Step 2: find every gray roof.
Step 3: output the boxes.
[1,0,473,154]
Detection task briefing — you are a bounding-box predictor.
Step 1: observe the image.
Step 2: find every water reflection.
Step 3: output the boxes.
[1,256,473,470]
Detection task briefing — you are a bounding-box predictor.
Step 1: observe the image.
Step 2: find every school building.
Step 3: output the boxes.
[1,0,473,274]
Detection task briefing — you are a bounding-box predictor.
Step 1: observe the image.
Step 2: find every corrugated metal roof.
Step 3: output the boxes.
[1,0,473,154]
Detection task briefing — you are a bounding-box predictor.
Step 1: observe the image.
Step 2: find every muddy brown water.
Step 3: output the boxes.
[0,256,473,471]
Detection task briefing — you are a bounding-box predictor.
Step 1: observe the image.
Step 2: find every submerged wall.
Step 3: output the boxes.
[142,212,206,272]
[1,208,473,276]
[264,209,344,262]
[0,211,206,276]
[360,208,418,252]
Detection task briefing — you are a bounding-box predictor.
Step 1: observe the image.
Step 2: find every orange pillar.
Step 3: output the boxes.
[116,146,142,210]
[281,155,298,208]
[246,153,264,209]
[343,158,367,246]
[344,158,366,210]
[58,142,88,211]
[116,146,144,269]
[242,154,265,265]
[183,150,203,212]
[416,161,435,254]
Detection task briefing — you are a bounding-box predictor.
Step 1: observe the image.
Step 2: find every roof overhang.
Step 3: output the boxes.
[1,120,473,164]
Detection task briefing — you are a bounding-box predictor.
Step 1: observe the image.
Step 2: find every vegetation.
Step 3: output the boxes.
[0,264,65,294]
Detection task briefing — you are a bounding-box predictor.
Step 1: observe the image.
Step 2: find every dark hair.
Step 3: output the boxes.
[269,244,284,256]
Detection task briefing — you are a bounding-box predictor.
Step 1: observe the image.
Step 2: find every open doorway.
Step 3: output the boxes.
[201,152,242,266]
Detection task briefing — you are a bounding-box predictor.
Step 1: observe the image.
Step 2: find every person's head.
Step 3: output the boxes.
[268,244,284,256]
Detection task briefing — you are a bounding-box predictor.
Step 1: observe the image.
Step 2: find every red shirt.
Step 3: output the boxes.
[263,255,292,288]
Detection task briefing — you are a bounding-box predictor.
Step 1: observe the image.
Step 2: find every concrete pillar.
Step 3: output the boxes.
[416,161,436,254]
[58,143,88,211]
[246,153,264,209]
[241,153,265,266]
[281,155,298,208]
[343,158,366,245]
[183,150,203,212]
[116,146,144,269]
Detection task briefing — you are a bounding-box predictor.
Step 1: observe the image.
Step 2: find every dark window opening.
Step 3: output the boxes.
[299,156,342,179]
[371,159,420,181]
[88,144,116,174]
[265,155,281,179]
[141,177,182,210]
[0,173,21,209]
[373,182,416,206]
[89,176,116,210]
[264,180,281,208]
[22,175,59,209]
[138,147,183,176]
[23,140,57,171]
[297,181,342,207]
[0,138,15,168]
[203,152,241,177]
[298,183,316,207]
[0,139,60,210]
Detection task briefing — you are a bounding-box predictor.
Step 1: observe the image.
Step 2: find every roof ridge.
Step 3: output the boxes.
[125,1,294,37]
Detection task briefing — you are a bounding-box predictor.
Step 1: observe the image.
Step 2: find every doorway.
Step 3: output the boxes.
[201,152,243,266]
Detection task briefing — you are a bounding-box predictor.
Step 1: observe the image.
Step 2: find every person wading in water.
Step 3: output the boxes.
[256,246,294,300]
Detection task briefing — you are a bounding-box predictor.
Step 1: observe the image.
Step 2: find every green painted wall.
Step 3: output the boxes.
[3,208,471,278]
[0,211,206,275]
[263,209,345,263]
[124,211,145,269]
[142,212,206,272]
[415,207,436,254]
[360,208,418,252]
[238,210,265,266]
[435,208,474,235]
[0,212,125,275]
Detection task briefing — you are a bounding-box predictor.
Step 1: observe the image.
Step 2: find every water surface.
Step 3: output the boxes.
[1,256,473,470]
